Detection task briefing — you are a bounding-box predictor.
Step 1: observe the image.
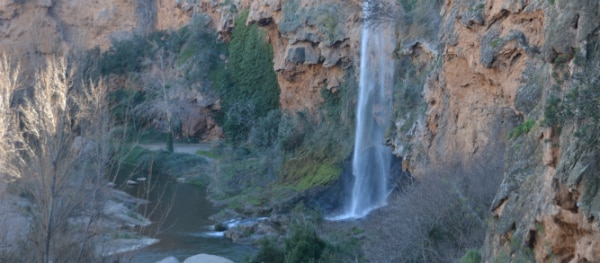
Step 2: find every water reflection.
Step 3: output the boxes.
[120,176,255,262]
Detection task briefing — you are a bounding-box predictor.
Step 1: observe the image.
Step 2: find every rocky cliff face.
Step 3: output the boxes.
[4,0,599,261]
[246,0,361,112]
[393,0,600,262]
[0,0,201,54]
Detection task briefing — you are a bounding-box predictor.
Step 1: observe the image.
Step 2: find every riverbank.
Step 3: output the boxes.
[0,183,158,261]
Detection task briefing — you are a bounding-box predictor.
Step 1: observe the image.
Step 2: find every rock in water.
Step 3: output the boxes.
[183,254,234,263]
[156,256,180,263]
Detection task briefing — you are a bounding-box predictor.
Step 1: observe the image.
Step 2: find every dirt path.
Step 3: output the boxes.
[137,142,213,154]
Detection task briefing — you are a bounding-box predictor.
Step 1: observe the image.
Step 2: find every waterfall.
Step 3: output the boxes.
[333,1,395,220]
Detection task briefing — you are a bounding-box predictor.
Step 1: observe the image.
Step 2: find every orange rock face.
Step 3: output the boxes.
[424,2,544,164]
[246,0,362,113]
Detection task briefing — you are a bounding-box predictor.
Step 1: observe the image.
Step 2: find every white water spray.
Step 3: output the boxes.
[333,1,395,220]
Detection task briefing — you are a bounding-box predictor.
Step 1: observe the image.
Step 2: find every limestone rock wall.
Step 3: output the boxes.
[245,0,362,112]
[391,0,600,262]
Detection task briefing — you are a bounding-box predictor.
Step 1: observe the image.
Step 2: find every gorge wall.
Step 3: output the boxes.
[392,1,600,261]
[2,0,599,261]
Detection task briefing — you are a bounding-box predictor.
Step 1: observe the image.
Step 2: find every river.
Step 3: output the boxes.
[118,171,255,262]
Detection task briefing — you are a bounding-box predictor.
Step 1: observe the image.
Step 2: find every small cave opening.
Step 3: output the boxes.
[572,14,580,29]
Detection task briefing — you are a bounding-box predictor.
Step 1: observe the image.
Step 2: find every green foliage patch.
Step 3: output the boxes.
[399,0,417,12]
[210,10,280,144]
[195,150,221,159]
[276,85,355,191]
[121,145,208,178]
[509,119,535,139]
[543,40,600,147]
[460,249,482,263]
[248,110,282,150]
[99,35,151,75]
[250,219,362,263]
[287,162,341,191]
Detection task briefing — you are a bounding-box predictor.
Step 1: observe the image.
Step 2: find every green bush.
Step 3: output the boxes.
[108,88,145,125]
[508,119,535,139]
[277,112,306,151]
[211,9,280,144]
[227,9,279,118]
[460,249,482,263]
[399,0,417,12]
[320,88,341,121]
[99,27,190,75]
[249,110,282,149]
[177,16,225,89]
[542,95,562,127]
[250,220,361,263]
[99,35,151,75]
[249,240,285,263]
[284,224,327,262]
[553,53,571,65]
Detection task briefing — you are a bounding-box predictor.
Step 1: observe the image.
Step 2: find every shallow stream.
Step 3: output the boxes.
[119,174,255,262]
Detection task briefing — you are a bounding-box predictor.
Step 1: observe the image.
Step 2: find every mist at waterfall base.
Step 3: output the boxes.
[329,4,395,220]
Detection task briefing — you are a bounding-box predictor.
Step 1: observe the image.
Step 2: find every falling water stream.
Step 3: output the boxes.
[333,1,395,220]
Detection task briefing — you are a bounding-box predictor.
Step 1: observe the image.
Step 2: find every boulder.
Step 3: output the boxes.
[156,256,180,263]
[183,254,234,263]
[285,43,320,65]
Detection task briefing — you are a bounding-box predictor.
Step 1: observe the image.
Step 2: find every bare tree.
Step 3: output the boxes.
[0,56,22,259]
[136,46,195,152]
[0,56,125,262]
[0,55,19,185]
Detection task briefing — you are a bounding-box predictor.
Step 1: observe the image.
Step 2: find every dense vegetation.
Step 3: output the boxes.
[544,41,600,146]
[98,15,224,147]
[249,218,362,263]
[210,10,280,144]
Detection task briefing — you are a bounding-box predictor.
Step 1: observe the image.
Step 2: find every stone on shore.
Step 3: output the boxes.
[156,256,181,263]
[183,254,234,263]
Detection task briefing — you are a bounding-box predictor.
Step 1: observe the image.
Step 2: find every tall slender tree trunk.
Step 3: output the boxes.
[44,162,58,263]
[167,127,174,152]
